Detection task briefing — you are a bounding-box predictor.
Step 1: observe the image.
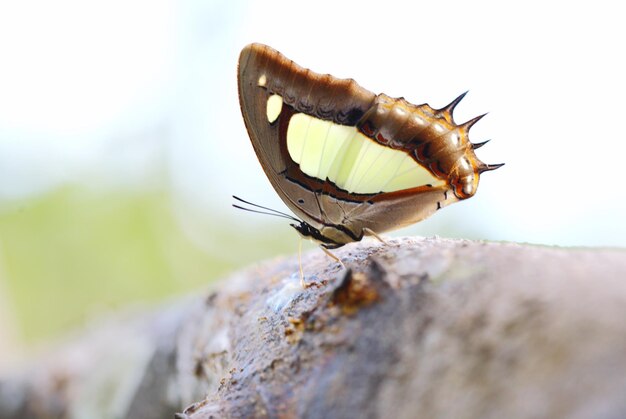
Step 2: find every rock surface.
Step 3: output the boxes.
[2,237,626,419]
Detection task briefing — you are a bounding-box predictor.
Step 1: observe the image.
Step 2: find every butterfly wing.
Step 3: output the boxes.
[238,43,495,246]
[237,43,376,230]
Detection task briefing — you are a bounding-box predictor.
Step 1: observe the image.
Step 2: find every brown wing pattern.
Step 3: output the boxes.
[238,43,379,234]
[239,43,376,125]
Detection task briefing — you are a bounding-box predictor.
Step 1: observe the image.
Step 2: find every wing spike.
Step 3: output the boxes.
[477,162,505,173]
[461,112,488,131]
[471,139,490,149]
[440,91,468,117]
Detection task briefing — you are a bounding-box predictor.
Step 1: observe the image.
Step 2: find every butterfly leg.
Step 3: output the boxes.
[320,246,346,269]
[298,238,307,288]
[363,227,386,244]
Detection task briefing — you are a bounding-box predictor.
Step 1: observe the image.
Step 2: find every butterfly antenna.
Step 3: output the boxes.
[232,195,300,222]
[232,204,299,221]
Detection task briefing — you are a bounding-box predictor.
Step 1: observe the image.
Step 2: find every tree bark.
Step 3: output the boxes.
[1,237,626,419]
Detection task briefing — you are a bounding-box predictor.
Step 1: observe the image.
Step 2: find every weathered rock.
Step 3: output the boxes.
[2,237,626,419]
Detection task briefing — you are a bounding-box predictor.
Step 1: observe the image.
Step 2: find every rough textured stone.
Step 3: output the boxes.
[2,237,626,419]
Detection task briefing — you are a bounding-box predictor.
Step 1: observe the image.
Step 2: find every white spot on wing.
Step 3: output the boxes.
[459,158,470,171]
[448,132,459,146]
[413,114,426,126]
[258,74,267,86]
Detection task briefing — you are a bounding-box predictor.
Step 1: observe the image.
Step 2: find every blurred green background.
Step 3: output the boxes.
[0,181,300,347]
[1,0,625,362]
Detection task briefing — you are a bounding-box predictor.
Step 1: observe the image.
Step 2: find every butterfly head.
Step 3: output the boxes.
[290,222,344,249]
[232,195,347,249]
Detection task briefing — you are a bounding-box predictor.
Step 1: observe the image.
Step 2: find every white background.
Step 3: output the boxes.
[1,0,624,247]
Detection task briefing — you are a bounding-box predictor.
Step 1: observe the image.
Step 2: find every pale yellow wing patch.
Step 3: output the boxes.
[300,117,331,175]
[266,94,283,123]
[287,113,444,193]
[318,124,354,177]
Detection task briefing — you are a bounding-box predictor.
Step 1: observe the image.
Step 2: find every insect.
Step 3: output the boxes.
[237,43,502,253]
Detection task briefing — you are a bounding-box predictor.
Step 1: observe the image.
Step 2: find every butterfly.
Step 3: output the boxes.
[237,43,502,251]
